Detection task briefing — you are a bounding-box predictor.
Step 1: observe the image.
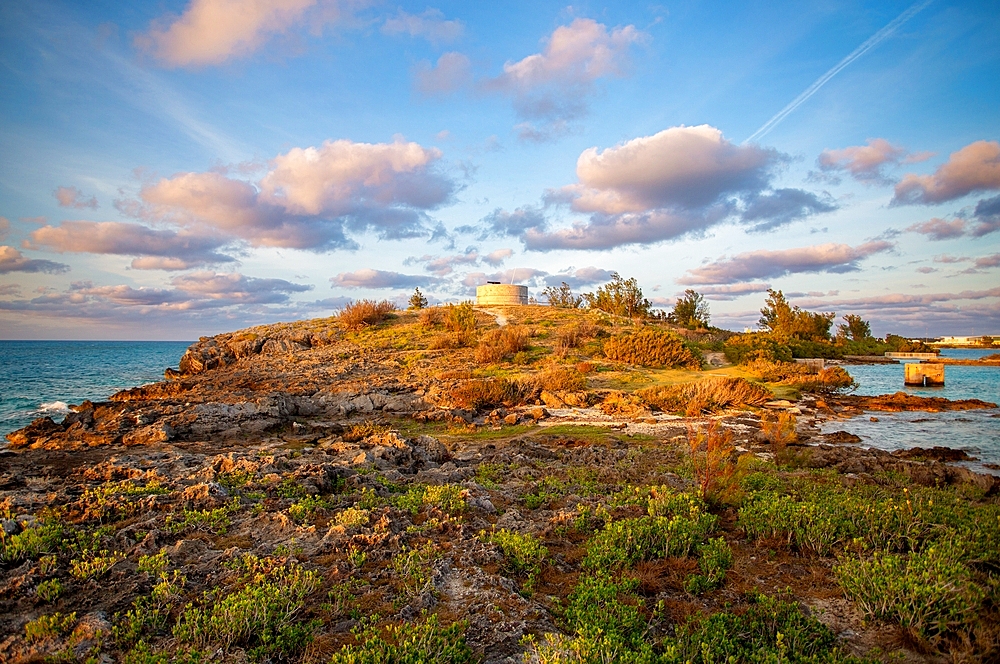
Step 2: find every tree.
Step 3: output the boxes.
[669,289,710,329]
[408,287,428,310]
[542,282,582,308]
[758,289,835,341]
[582,273,651,319]
[836,314,871,341]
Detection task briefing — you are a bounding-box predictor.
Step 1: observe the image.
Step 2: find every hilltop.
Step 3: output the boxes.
[2,304,999,663]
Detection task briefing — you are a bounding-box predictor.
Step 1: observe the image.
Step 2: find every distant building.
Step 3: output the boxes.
[476,282,528,305]
[934,335,998,346]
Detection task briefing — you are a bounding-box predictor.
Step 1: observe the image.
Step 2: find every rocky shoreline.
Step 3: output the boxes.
[3,311,999,663]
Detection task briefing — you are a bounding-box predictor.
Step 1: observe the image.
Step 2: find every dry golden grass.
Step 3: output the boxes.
[532,366,587,392]
[336,300,396,331]
[554,321,600,356]
[598,391,650,418]
[603,328,702,369]
[638,377,772,415]
[474,326,530,365]
[449,378,533,410]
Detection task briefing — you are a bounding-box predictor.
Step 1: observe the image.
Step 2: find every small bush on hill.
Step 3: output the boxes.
[638,377,772,415]
[474,326,529,364]
[603,328,702,369]
[445,302,476,334]
[449,378,533,410]
[533,366,587,392]
[337,300,396,331]
[329,614,473,664]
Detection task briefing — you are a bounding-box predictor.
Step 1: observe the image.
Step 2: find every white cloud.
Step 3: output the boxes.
[54,186,99,209]
[382,8,463,44]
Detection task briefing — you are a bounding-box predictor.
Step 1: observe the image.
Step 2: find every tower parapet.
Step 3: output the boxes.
[476,283,528,305]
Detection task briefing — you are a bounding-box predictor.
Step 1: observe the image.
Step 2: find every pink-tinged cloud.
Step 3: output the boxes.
[0,284,21,296]
[695,282,772,300]
[408,249,479,276]
[170,271,312,302]
[906,217,967,241]
[27,221,234,269]
[678,241,893,285]
[136,0,363,68]
[524,208,725,251]
[331,269,434,289]
[893,140,1000,205]
[483,248,513,267]
[134,138,453,249]
[565,125,778,213]
[0,217,9,241]
[817,138,906,185]
[934,254,969,264]
[543,266,614,289]
[415,52,473,95]
[382,8,463,44]
[971,253,1000,270]
[0,246,70,274]
[54,186,98,209]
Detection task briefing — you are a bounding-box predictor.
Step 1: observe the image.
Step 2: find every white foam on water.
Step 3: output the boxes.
[38,400,70,413]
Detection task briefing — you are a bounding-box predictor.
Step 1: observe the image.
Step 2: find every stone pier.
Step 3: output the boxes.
[904,362,945,386]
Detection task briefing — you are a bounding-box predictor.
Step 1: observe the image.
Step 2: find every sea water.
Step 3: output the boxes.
[821,349,1000,473]
[0,340,191,438]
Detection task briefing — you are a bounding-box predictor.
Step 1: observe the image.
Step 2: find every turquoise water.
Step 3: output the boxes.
[823,349,1000,472]
[0,341,191,438]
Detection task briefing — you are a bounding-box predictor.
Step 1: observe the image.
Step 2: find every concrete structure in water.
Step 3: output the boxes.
[904,362,945,386]
[476,282,528,306]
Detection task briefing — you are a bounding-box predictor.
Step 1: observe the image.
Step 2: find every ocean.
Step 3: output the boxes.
[822,349,1000,473]
[1,342,998,470]
[0,340,191,438]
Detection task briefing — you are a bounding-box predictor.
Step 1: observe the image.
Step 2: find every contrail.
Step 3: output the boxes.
[745,0,932,144]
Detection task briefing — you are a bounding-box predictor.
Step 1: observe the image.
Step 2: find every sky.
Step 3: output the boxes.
[0,0,998,340]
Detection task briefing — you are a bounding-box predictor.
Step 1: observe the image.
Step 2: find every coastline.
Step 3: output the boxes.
[3,311,999,663]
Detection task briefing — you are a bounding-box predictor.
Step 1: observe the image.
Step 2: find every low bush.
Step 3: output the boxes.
[583,510,717,571]
[638,377,772,415]
[0,519,63,566]
[337,300,396,331]
[474,326,529,364]
[835,542,985,642]
[664,593,863,663]
[603,328,702,369]
[25,611,77,642]
[173,563,321,659]
[598,391,649,418]
[533,366,587,392]
[36,578,64,602]
[760,411,797,464]
[393,484,467,515]
[687,422,739,503]
[486,529,547,594]
[445,302,477,334]
[329,614,473,664]
[449,378,533,410]
[563,572,648,649]
[685,537,733,594]
[70,549,125,579]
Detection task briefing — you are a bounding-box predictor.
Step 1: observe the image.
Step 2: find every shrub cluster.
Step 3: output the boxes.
[486,529,547,594]
[603,328,702,369]
[329,614,473,664]
[637,377,772,415]
[448,378,533,410]
[744,359,855,392]
[474,326,529,364]
[532,366,587,393]
[337,300,396,331]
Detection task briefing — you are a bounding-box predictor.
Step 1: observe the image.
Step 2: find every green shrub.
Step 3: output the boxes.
[475,326,530,364]
[393,484,467,515]
[36,578,64,602]
[583,511,717,571]
[139,550,169,577]
[391,544,439,597]
[165,499,238,535]
[603,328,702,369]
[563,573,648,649]
[685,537,733,594]
[662,593,864,663]
[329,613,473,664]
[173,564,321,659]
[835,541,985,641]
[25,611,77,642]
[486,529,547,594]
[70,549,125,579]
[0,519,64,565]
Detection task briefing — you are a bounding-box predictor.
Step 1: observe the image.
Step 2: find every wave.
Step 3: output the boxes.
[38,400,70,414]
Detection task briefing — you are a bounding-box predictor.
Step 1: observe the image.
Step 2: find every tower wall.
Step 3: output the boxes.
[476,284,528,305]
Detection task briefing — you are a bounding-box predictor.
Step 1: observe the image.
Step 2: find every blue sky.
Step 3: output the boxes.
[0,0,998,340]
